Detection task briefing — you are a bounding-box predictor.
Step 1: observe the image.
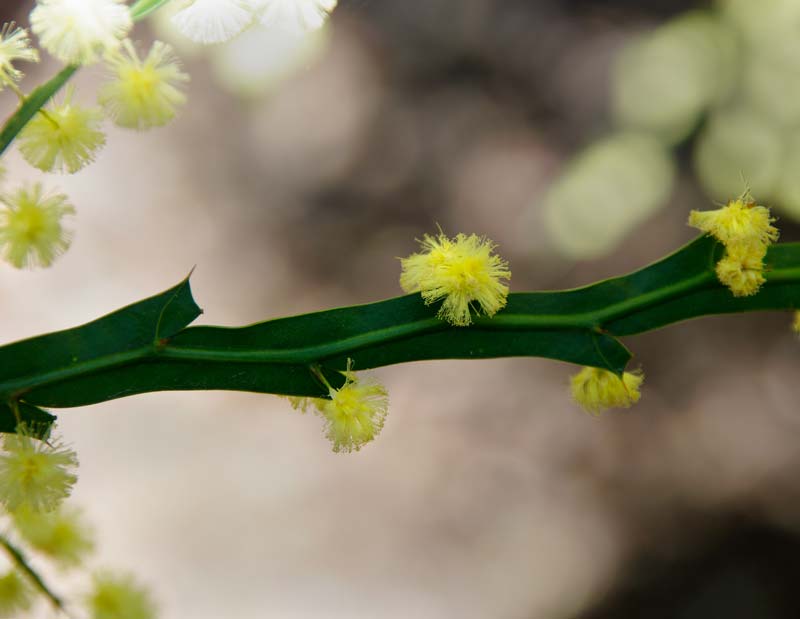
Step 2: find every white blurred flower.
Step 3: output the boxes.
[171,0,259,44]
[0,23,39,89]
[210,22,329,96]
[30,0,132,65]
[255,0,337,34]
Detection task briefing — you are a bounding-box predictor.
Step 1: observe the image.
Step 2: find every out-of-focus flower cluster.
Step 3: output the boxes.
[0,423,155,619]
[0,0,339,271]
[0,0,193,270]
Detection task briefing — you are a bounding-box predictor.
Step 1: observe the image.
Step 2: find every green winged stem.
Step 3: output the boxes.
[0,236,798,431]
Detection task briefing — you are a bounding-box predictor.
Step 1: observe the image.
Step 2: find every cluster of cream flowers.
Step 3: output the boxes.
[0,423,157,618]
[0,1,190,270]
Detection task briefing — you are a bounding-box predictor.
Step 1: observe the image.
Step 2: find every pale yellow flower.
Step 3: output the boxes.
[13,504,94,567]
[0,23,39,89]
[0,570,33,618]
[18,88,106,174]
[99,39,189,130]
[570,367,644,416]
[0,427,78,512]
[87,572,157,619]
[0,184,75,268]
[30,0,132,65]
[715,241,767,297]
[316,372,389,453]
[400,232,511,326]
[688,197,778,247]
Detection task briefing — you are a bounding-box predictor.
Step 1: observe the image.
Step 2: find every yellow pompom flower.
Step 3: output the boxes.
[793,311,800,336]
[312,368,389,453]
[570,367,644,416]
[87,572,156,619]
[18,88,106,174]
[0,184,75,268]
[0,428,78,512]
[714,242,767,297]
[0,23,39,90]
[400,232,511,327]
[13,505,94,567]
[30,0,132,65]
[0,570,33,618]
[688,197,778,247]
[99,40,189,130]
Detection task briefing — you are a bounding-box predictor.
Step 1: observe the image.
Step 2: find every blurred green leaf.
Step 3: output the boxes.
[544,132,675,259]
[612,12,737,143]
[694,108,782,202]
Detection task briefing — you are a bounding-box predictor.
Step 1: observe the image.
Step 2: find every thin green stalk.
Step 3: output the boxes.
[0,534,71,617]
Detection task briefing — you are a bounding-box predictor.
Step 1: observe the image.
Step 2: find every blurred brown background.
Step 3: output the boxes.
[2,0,800,617]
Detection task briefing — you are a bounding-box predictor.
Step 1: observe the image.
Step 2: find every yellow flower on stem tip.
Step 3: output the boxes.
[13,505,94,567]
[0,23,39,90]
[570,367,644,416]
[87,572,156,619]
[0,183,75,269]
[400,232,511,327]
[99,39,189,130]
[0,426,78,513]
[688,196,778,247]
[791,311,800,336]
[30,0,132,65]
[18,88,106,174]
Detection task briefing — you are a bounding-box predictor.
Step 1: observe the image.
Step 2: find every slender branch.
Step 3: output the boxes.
[0,239,798,407]
[0,534,73,617]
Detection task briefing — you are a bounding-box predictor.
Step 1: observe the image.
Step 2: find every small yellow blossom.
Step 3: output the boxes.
[99,40,189,130]
[0,427,78,512]
[793,311,800,335]
[257,0,338,34]
[315,371,388,453]
[715,242,767,297]
[400,232,511,327]
[30,0,132,65]
[13,505,94,567]
[0,570,33,618]
[172,0,258,44]
[570,366,644,416]
[87,572,157,619]
[18,88,106,174]
[0,23,39,89]
[0,183,75,268]
[688,197,778,247]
